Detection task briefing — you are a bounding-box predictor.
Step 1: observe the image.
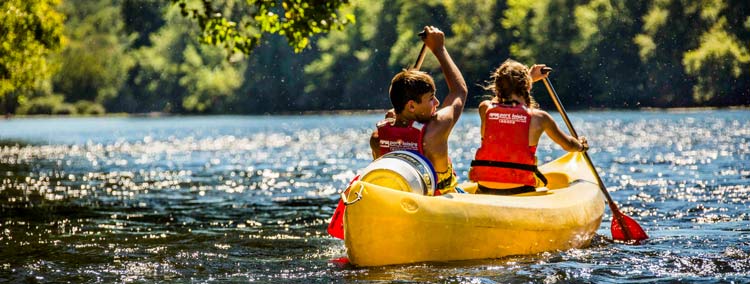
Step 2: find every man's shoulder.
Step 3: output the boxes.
[426,114,454,135]
[376,118,395,128]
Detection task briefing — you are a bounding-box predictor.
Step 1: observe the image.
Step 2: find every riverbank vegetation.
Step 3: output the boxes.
[2,0,748,115]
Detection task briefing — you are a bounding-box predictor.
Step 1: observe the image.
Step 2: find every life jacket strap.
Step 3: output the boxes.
[435,174,455,191]
[470,160,548,186]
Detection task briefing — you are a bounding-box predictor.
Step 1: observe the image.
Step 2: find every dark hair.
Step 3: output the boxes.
[483,59,538,108]
[389,70,436,113]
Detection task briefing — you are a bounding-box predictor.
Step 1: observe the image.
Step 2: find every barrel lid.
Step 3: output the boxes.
[371,150,437,195]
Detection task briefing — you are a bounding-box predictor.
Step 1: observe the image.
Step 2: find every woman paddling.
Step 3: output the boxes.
[469,59,588,194]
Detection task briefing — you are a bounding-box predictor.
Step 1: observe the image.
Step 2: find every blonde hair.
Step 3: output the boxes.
[483,59,538,108]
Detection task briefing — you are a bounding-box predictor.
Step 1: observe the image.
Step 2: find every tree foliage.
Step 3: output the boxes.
[53,0,133,106]
[4,0,749,116]
[681,3,750,104]
[112,6,244,113]
[170,0,355,56]
[0,0,64,112]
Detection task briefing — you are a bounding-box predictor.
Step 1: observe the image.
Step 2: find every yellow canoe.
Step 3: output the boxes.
[342,152,605,267]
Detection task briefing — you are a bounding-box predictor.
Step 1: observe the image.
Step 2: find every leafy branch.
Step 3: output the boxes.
[171,0,355,55]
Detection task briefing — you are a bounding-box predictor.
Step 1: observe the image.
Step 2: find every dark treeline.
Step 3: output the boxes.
[3,0,749,115]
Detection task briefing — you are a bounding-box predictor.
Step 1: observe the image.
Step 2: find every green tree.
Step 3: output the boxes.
[681,0,750,105]
[303,0,398,111]
[235,35,313,113]
[113,6,244,113]
[180,44,244,112]
[388,0,450,70]
[9,0,746,115]
[502,0,588,108]
[346,0,400,109]
[305,0,459,112]
[171,0,355,56]
[122,0,167,48]
[52,0,134,109]
[633,0,750,106]
[0,0,64,113]
[634,0,701,107]
[444,0,515,107]
[571,0,650,108]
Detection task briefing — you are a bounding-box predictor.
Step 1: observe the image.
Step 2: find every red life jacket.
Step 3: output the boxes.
[376,118,425,156]
[469,103,547,187]
[376,119,456,194]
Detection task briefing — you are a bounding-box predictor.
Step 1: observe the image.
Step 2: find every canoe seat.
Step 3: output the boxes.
[544,172,571,190]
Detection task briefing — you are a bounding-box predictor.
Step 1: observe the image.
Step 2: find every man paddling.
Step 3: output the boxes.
[369,25,467,195]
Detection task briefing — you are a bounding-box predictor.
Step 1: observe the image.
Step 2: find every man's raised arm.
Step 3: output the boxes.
[422,26,467,126]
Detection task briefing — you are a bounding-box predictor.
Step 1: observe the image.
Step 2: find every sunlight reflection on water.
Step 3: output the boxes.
[0,110,748,282]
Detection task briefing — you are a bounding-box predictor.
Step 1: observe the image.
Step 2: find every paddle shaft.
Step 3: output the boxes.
[413,31,427,70]
[541,77,631,231]
[413,45,427,69]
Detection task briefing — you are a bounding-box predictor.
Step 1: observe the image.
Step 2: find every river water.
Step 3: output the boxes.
[0,109,748,283]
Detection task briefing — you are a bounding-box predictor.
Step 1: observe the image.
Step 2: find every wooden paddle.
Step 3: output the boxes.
[540,68,648,243]
[412,31,427,70]
[327,30,430,240]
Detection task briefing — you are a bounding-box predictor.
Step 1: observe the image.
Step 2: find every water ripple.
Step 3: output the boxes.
[0,111,748,282]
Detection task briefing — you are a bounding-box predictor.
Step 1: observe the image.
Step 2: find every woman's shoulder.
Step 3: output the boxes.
[478,100,494,112]
[478,100,493,107]
[528,107,550,117]
[528,108,555,123]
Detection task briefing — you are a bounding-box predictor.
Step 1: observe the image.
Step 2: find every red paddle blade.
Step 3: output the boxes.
[611,213,648,242]
[327,175,360,240]
[327,199,346,239]
[330,256,350,268]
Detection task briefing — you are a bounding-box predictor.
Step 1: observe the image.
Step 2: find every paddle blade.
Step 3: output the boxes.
[327,175,360,240]
[611,213,648,242]
[327,199,346,239]
[330,256,351,268]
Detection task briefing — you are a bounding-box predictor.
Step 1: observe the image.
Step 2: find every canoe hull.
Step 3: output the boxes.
[343,152,605,267]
